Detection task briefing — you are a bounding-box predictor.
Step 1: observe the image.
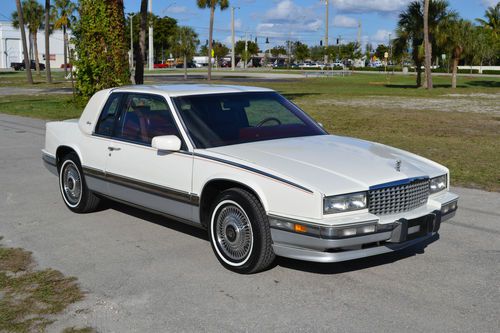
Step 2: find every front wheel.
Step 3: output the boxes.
[209,188,275,274]
[59,152,100,213]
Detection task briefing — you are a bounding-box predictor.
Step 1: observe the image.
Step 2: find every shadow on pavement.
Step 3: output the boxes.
[275,234,439,274]
[104,200,208,241]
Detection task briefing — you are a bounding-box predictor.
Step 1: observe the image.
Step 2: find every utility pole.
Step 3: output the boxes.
[389,32,393,74]
[231,7,237,71]
[148,0,153,70]
[244,31,248,69]
[338,35,342,64]
[324,0,329,65]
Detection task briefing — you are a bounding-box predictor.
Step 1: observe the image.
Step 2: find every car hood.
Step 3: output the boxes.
[206,135,447,195]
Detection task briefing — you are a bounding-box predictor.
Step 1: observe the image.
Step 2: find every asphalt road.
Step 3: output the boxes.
[0,114,499,333]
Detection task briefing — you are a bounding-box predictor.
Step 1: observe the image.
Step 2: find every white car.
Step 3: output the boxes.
[42,84,459,273]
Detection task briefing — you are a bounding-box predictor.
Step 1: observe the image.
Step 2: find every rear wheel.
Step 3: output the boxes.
[59,152,100,213]
[209,188,275,274]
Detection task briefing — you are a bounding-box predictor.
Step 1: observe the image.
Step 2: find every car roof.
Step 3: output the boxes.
[111,84,274,97]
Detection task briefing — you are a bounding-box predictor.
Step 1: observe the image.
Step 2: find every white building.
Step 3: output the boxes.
[0,20,69,69]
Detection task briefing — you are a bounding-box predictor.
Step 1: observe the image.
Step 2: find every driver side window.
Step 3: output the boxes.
[244,97,304,127]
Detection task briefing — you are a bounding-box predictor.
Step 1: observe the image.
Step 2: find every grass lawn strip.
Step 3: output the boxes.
[0,237,93,333]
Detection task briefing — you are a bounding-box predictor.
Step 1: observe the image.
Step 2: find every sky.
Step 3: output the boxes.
[0,0,496,49]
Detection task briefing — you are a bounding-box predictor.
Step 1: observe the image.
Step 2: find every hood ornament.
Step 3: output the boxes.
[395,160,402,172]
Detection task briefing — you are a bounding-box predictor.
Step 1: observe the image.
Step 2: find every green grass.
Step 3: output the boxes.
[0,73,499,191]
[0,70,73,88]
[0,95,84,120]
[0,238,86,333]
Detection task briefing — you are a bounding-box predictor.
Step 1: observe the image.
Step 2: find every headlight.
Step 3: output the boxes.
[324,192,367,214]
[430,175,447,194]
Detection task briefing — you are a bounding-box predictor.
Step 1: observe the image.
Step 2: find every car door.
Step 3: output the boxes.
[84,92,126,195]
[104,92,196,222]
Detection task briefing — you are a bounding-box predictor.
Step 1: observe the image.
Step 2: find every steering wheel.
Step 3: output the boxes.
[256,117,282,127]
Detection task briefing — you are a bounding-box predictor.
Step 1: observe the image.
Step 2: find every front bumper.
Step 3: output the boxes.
[270,192,458,263]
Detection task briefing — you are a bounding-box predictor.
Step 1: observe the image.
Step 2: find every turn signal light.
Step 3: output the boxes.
[294,224,308,233]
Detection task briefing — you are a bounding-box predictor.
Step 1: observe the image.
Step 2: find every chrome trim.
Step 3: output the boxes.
[81,166,200,206]
[369,176,429,191]
[42,152,56,166]
[194,153,314,194]
[368,178,430,216]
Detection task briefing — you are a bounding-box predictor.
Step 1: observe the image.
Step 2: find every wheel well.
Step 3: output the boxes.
[199,180,263,228]
[55,146,78,170]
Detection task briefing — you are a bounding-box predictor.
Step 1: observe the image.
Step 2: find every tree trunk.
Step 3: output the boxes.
[33,31,41,75]
[207,5,215,81]
[135,0,148,85]
[44,0,52,83]
[415,60,423,87]
[423,0,433,89]
[184,54,187,80]
[451,57,459,89]
[15,0,33,84]
[63,25,68,76]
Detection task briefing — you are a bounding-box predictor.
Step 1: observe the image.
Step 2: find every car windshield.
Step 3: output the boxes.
[173,92,327,148]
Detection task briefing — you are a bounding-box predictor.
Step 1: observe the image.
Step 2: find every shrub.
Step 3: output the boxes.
[73,0,130,98]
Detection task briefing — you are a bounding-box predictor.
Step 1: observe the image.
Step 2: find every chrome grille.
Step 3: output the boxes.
[368,179,430,216]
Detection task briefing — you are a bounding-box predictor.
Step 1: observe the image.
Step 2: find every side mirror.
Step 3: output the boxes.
[151,135,181,152]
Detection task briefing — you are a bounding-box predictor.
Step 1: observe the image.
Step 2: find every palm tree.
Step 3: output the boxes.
[476,2,500,39]
[135,0,148,85]
[395,0,456,87]
[423,0,432,89]
[44,0,52,83]
[196,0,229,81]
[54,0,76,76]
[12,0,44,75]
[171,27,199,80]
[14,0,33,84]
[438,19,473,88]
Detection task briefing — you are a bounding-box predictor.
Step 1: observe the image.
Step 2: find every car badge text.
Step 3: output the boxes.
[395,160,402,172]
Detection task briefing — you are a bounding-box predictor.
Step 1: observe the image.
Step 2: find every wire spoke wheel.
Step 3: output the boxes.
[61,162,82,206]
[214,202,253,264]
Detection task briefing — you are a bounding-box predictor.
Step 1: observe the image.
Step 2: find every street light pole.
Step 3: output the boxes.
[231,7,236,71]
[148,0,153,70]
[389,32,393,74]
[324,0,329,65]
[244,31,248,69]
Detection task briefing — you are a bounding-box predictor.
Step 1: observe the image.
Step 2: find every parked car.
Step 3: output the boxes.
[154,63,169,69]
[175,62,197,68]
[11,60,45,71]
[42,84,458,273]
[300,62,321,69]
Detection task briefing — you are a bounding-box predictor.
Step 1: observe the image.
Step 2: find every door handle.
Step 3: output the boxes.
[108,146,121,151]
